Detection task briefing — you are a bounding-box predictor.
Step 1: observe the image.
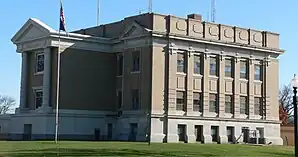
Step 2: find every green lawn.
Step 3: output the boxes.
[0,141,294,157]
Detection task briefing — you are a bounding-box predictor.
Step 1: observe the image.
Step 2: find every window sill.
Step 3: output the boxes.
[193,74,203,78]
[34,71,44,76]
[209,75,218,79]
[254,80,262,84]
[224,77,234,81]
[131,71,140,74]
[176,72,186,76]
[239,79,248,83]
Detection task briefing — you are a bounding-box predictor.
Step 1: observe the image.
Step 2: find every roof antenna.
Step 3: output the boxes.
[149,0,152,13]
[211,0,216,22]
[97,0,100,26]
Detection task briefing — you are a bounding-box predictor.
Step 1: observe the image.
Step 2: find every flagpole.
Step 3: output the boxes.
[55,0,62,144]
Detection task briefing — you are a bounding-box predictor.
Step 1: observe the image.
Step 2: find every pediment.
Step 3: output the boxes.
[11,18,56,44]
[120,21,150,39]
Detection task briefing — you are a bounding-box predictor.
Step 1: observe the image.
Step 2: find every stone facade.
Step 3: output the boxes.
[0,13,283,145]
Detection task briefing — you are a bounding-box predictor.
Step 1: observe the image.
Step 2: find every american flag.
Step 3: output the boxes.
[59,0,66,32]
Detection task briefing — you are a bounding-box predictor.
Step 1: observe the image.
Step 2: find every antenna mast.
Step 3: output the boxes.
[149,0,152,13]
[211,0,216,22]
[97,0,100,26]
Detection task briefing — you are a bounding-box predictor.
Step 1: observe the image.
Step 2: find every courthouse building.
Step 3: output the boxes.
[0,12,284,144]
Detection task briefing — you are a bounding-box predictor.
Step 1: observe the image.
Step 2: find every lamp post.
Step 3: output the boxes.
[291,74,298,156]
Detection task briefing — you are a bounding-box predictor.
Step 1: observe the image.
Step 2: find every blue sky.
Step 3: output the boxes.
[0,0,297,108]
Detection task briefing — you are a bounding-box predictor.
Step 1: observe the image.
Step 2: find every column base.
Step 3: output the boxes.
[219,135,228,144]
[203,135,212,144]
[167,134,179,143]
[265,137,283,145]
[36,106,52,113]
[150,133,165,143]
[187,135,197,143]
[15,107,30,114]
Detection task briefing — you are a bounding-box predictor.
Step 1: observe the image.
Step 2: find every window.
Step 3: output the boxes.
[225,59,233,77]
[35,53,44,73]
[132,51,140,72]
[240,96,248,115]
[225,95,233,114]
[240,60,248,79]
[193,55,201,74]
[194,125,203,142]
[254,63,262,81]
[209,94,218,113]
[107,123,113,140]
[34,89,43,109]
[193,92,202,112]
[177,53,186,73]
[211,126,218,142]
[178,124,186,142]
[209,57,218,76]
[129,123,138,141]
[227,127,234,143]
[117,55,123,76]
[117,91,122,109]
[132,89,139,110]
[176,91,186,111]
[254,97,263,116]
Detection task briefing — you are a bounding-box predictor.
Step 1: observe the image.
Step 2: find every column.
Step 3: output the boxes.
[186,48,194,115]
[18,52,28,112]
[168,43,177,114]
[248,57,255,119]
[218,53,225,117]
[41,47,52,112]
[234,55,241,118]
[202,50,210,117]
[264,57,270,120]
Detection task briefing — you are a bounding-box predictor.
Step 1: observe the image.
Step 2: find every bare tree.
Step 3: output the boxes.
[279,84,294,123]
[0,95,16,114]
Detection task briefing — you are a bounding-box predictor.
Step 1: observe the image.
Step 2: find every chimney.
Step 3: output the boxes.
[187,14,202,21]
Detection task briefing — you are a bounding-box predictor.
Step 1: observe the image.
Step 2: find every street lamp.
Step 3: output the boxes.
[291,74,298,156]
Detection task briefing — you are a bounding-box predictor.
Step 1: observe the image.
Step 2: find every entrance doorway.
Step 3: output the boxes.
[23,124,32,141]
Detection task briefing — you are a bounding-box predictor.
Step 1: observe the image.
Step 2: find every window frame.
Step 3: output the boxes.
[225,95,233,114]
[176,91,186,111]
[35,52,45,74]
[177,52,186,73]
[116,54,124,76]
[240,96,249,115]
[240,60,248,79]
[193,92,202,112]
[224,58,233,78]
[193,54,202,75]
[209,56,218,76]
[132,51,140,72]
[34,89,43,109]
[254,61,262,81]
[209,93,218,113]
[132,89,140,110]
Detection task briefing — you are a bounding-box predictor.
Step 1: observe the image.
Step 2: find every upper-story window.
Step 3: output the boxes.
[132,51,140,72]
[209,56,218,76]
[176,91,186,111]
[193,55,201,75]
[254,61,262,81]
[254,97,263,116]
[117,90,122,110]
[193,92,202,112]
[132,89,139,110]
[34,89,43,109]
[225,58,233,78]
[117,55,123,76]
[240,60,248,79]
[209,93,218,113]
[225,95,233,114]
[177,52,186,73]
[240,96,248,115]
[35,53,44,73]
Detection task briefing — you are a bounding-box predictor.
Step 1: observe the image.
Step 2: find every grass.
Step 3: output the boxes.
[0,141,293,157]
